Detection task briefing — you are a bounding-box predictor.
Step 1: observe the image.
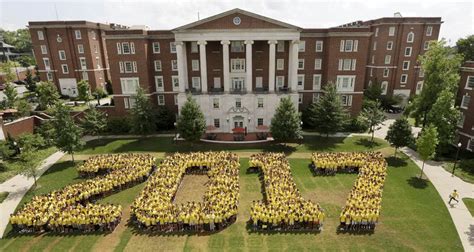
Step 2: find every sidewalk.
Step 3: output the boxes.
[401,147,474,250]
[0,151,65,238]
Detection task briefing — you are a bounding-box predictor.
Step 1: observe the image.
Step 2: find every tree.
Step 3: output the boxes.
[176,96,205,142]
[80,107,107,135]
[77,80,91,103]
[92,86,107,105]
[25,68,36,92]
[36,81,60,110]
[19,150,40,188]
[51,103,84,162]
[15,99,31,117]
[456,34,474,61]
[363,81,383,101]
[270,96,302,142]
[307,83,347,137]
[0,140,14,160]
[4,83,18,109]
[156,105,175,130]
[426,89,461,154]
[359,101,386,143]
[410,40,463,127]
[130,87,156,135]
[36,120,56,147]
[0,61,15,83]
[16,133,45,152]
[16,55,36,67]
[1,28,32,53]
[385,118,413,157]
[416,125,439,179]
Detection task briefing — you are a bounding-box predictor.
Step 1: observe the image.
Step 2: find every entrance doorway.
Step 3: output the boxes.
[233,115,244,128]
[231,78,245,91]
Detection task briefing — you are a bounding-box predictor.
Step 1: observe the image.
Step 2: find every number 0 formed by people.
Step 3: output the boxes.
[131,151,240,232]
[10,154,155,232]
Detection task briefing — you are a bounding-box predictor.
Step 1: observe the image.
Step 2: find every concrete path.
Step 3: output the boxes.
[0,151,65,238]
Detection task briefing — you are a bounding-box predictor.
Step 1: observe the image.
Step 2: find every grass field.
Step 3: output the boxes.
[0,147,57,183]
[463,198,474,217]
[0,148,463,251]
[443,160,474,184]
[0,192,8,204]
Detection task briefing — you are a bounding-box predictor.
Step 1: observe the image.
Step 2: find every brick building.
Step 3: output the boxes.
[28,8,441,132]
[457,61,474,152]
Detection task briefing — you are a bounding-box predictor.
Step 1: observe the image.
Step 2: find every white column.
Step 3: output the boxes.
[288,40,293,90]
[245,40,253,93]
[268,40,277,92]
[290,40,299,92]
[175,41,186,93]
[198,40,207,93]
[221,40,230,92]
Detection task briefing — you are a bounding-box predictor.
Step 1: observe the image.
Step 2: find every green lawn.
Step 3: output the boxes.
[0,152,462,251]
[79,135,388,155]
[0,147,57,183]
[463,198,474,217]
[442,160,474,184]
[0,192,8,203]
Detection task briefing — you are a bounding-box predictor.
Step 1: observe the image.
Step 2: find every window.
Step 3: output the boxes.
[158,95,165,105]
[231,59,245,72]
[192,60,199,71]
[313,74,321,90]
[298,93,303,104]
[174,94,178,105]
[154,60,162,71]
[402,61,410,70]
[383,68,390,77]
[155,76,164,92]
[461,94,471,108]
[124,98,136,109]
[214,77,221,89]
[257,118,264,126]
[214,118,220,128]
[426,26,433,36]
[277,59,284,70]
[345,40,352,51]
[466,76,474,89]
[297,74,305,90]
[257,98,264,108]
[405,47,412,57]
[389,26,395,36]
[46,72,53,81]
[91,31,96,40]
[116,43,122,54]
[381,81,388,95]
[191,42,198,53]
[61,64,69,74]
[368,80,372,87]
[77,44,84,54]
[338,59,356,71]
[419,68,425,77]
[231,41,244,52]
[385,55,391,64]
[312,93,320,103]
[387,41,393,50]
[375,27,379,37]
[400,74,408,83]
[277,41,285,52]
[192,77,201,90]
[255,77,263,88]
[122,42,131,54]
[120,77,139,94]
[124,61,133,73]
[298,41,305,52]
[235,98,242,108]
[40,45,47,54]
[371,55,375,64]
[370,68,373,77]
[119,62,124,73]
[315,41,323,52]
[170,42,176,53]
[276,76,285,89]
[373,41,377,51]
[171,60,178,71]
[416,81,423,95]
[298,59,304,70]
[58,50,66,60]
[152,42,160,53]
[458,113,465,128]
[37,30,44,40]
[341,95,353,106]
[314,59,322,70]
[43,58,51,70]
[75,30,81,39]
[336,75,355,91]
[172,76,179,91]
[213,98,219,109]
[130,42,135,54]
[422,41,430,51]
[340,40,358,52]
[407,32,414,43]
[96,58,101,69]
[82,71,88,80]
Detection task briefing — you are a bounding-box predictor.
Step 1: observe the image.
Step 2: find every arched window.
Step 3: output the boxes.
[381,81,388,95]
[407,32,414,43]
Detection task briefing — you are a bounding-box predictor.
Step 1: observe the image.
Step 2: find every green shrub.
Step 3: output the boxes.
[16,133,46,151]
[344,116,369,133]
[106,117,132,134]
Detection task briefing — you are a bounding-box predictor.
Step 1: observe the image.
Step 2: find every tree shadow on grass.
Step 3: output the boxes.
[386,156,408,168]
[355,138,381,149]
[406,176,429,189]
[245,220,322,235]
[301,136,344,151]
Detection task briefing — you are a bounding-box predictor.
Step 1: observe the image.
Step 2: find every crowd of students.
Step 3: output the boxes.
[249,153,324,231]
[131,151,240,232]
[312,152,387,231]
[10,154,155,233]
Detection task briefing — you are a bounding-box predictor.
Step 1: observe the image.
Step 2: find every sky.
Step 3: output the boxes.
[1,0,473,45]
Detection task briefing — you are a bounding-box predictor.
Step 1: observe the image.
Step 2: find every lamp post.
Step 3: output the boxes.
[451,142,462,176]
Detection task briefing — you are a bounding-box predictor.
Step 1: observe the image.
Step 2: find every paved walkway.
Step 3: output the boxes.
[0,151,65,238]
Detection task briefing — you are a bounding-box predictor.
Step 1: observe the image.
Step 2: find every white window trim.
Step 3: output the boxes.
[381,81,388,95]
[192,77,201,90]
[312,93,320,103]
[117,43,122,54]
[387,41,393,50]
[297,74,305,90]
[61,64,69,74]
[383,68,390,77]
[158,95,165,105]
[336,75,356,92]
[298,93,303,104]
[373,41,377,51]
[37,30,44,40]
[58,50,66,60]
[152,42,160,53]
[170,42,176,53]
[461,94,470,109]
[400,74,408,84]
[403,61,410,70]
[407,32,415,43]
[405,47,412,57]
[257,97,264,108]
[416,81,423,95]
[230,58,245,73]
[312,74,321,91]
[122,42,131,54]
[43,57,51,70]
[213,98,220,109]
[375,27,379,37]
[389,26,396,36]
[120,77,139,95]
[298,59,304,70]
[315,41,323,52]
[172,75,180,91]
[277,59,284,70]
[298,41,306,52]
[171,60,178,71]
[155,76,164,92]
[426,26,433,36]
[154,60,162,72]
[465,76,474,90]
[424,41,430,50]
[341,95,353,106]
[314,58,322,70]
[40,45,47,54]
[78,44,84,54]
[192,59,200,71]
[75,30,81,40]
[385,55,391,64]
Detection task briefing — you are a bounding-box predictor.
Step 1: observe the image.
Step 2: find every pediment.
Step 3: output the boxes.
[173,8,300,31]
